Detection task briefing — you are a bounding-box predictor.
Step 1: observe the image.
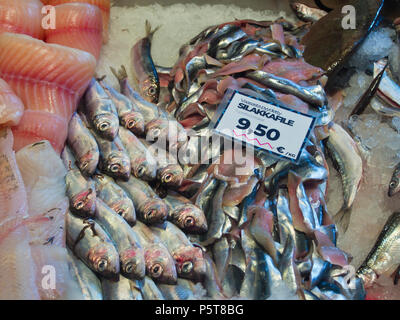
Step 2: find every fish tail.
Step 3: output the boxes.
[333,205,352,234]
[145,20,160,40]
[110,65,128,83]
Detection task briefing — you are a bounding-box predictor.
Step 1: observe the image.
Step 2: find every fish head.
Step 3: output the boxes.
[159,164,184,187]
[88,242,120,280]
[140,78,159,104]
[105,152,131,181]
[138,198,168,224]
[93,113,119,140]
[78,152,99,177]
[172,204,208,234]
[110,199,136,226]
[145,119,187,149]
[388,174,400,197]
[357,266,377,289]
[122,112,145,136]
[70,188,96,217]
[173,246,207,282]
[144,245,178,284]
[120,247,146,280]
[133,158,157,181]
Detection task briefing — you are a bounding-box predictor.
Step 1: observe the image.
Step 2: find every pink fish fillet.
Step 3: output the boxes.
[0,78,24,127]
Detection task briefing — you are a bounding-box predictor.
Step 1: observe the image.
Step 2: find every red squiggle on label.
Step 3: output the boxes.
[232,129,274,150]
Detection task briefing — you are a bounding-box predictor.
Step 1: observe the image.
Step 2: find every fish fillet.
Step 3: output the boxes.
[0,78,24,127]
[47,0,110,43]
[45,3,103,61]
[0,128,39,299]
[0,33,96,153]
[0,0,44,39]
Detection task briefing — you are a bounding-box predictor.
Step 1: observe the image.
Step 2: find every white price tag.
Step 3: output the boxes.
[212,90,316,162]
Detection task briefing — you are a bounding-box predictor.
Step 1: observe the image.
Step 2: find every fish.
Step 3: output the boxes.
[0,128,40,299]
[117,176,168,225]
[157,279,196,300]
[164,192,208,234]
[65,167,96,218]
[325,123,363,232]
[67,249,103,300]
[102,276,143,300]
[94,198,146,280]
[0,33,96,153]
[118,127,157,181]
[99,78,145,136]
[202,253,227,299]
[150,222,207,282]
[357,212,400,288]
[140,276,165,300]
[388,162,400,197]
[66,211,120,279]
[93,173,136,226]
[141,139,184,186]
[290,2,327,23]
[82,78,119,141]
[0,0,44,39]
[67,113,99,177]
[131,20,160,103]
[132,221,178,284]
[90,129,131,181]
[44,3,103,61]
[46,0,110,43]
[0,78,24,127]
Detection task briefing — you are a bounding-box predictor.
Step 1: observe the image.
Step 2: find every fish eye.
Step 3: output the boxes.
[148,87,156,96]
[151,263,163,278]
[127,119,137,129]
[125,262,133,274]
[137,166,146,177]
[117,209,125,216]
[75,201,84,210]
[152,128,161,139]
[99,122,110,131]
[97,259,108,272]
[145,209,156,219]
[163,173,173,183]
[110,164,120,173]
[184,216,195,227]
[181,261,193,274]
[390,181,397,188]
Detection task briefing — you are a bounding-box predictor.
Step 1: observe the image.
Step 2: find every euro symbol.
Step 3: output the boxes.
[277,147,285,154]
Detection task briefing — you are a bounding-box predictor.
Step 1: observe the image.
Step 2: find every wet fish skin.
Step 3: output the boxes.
[102,276,143,300]
[140,276,165,300]
[94,199,145,280]
[150,222,207,282]
[357,212,400,288]
[164,192,208,234]
[99,78,145,136]
[67,112,99,177]
[118,127,157,181]
[91,129,131,181]
[133,221,178,284]
[66,211,120,280]
[65,168,96,218]
[93,173,136,226]
[117,176,168,225]
[83,78,120,141]
[291,2,327,22]
[157,280,195,300]
[388,162,400,197]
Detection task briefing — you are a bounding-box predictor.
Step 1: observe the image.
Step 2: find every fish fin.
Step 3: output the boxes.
[333,206,352,234]
[110,65,128,83]
[145,20,160,40]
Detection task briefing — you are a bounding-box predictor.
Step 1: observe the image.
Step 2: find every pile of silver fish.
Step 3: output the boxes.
[62,8,400,299]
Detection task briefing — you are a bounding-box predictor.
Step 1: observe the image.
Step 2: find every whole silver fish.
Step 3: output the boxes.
[99,78,145,136]
[132,221,178,284]
[67,112,99,177]
[102,276,143,300]
[91,129,131,181]
[93,173,136,226]
[117,176,168,224]
[83,78,119,141]
[291,2,327,23]
[150,221,207,282]
[66,211,120,280]
[164,192,208,234]
[65,168,96,217]
[94,199,145,280]
[388,162,400,197]
[118,127,157,181]
[357,212,400,288]
[67,249,103,300]
[325,123,363,232]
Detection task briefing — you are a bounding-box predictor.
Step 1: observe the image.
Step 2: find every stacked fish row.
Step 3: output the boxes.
[62,77,212,299]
